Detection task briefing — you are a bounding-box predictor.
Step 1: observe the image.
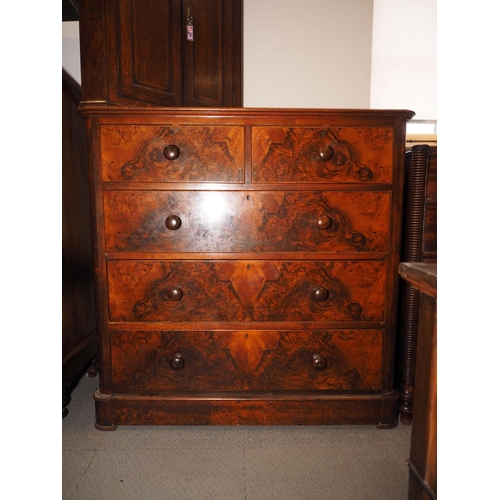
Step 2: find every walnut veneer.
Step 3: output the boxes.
[81,106,414,429]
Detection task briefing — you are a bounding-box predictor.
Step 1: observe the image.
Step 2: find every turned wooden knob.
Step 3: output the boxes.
[169,354,185,371]
[316,215,332,230]
[313,287,329,302]
[163,144,181,161]
[318,145,334,161]
[165,215,182,230]
[166,287,183,301]
[311,354,327,371]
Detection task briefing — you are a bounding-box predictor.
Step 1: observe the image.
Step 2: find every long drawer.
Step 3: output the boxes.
[110,329,384,392]
[103,190,391,254]
[107,260,387,322]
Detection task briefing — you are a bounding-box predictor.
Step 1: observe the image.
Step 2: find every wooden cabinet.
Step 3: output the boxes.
[81,106,414,429]
[399,263,437,500]
[79,0,242,107]
[399,145,437,424]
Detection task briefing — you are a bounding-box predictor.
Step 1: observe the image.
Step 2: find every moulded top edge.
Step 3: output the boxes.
[79,104,415,121]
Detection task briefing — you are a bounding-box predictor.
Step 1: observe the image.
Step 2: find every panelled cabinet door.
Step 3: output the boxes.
[182,0,242,106]
[115,0,242,106]
[117,0,183,106]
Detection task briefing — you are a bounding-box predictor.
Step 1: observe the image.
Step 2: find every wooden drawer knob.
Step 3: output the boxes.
[165,215,182,230]
[163,144,181,161]
[311,354,327,371]
[169,353,185,371]
[313,287,329,302]
[166,286,183,301]
[316,215,332,230]
[318,145,334,161]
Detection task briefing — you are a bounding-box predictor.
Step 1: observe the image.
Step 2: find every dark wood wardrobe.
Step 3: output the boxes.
[78,0,243,107]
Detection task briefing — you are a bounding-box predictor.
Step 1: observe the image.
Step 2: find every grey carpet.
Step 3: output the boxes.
[63,374,411,500]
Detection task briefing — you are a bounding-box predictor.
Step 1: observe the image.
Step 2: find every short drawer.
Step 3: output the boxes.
[252,126,394,183]
[107,260,387,322]
[100,125,244,182]
[110,329,383,392]
[103,190,391,254]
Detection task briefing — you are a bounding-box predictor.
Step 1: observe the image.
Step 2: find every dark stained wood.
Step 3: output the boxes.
[79,0,242,106]
[62,71,98,416]
[183,0,242,106]
[94,391,399,429]
[116,0,183,105]
[399,263,437,500]
[82,106,414,429]
[399,263,437,299]
[399,145,438,424]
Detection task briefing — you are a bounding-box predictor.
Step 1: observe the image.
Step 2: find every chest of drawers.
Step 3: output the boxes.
[81,107,414,429]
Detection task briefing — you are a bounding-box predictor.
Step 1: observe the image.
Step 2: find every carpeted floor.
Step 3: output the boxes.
[63,373,412,500]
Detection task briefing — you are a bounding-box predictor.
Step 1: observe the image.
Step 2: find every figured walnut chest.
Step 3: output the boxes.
[82,107,414,429]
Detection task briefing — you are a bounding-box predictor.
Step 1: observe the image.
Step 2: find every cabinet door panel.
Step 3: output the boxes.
[183,0,242,106]
[117,0,183,105]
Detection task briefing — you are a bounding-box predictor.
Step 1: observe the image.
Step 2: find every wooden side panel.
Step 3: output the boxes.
[110,329,383,392]
[422,204,437,257]
[252,127,394,183]
[62,75,97,390]
[100,125,244,182]
[103,190,391,253]
[107,260,387,322]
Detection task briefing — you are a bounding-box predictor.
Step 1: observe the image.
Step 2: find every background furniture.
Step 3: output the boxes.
[62,70,98,417]
[399,144,437,424]
[399,262,437,500]
[80,106,413,429]
[78,0,243,107]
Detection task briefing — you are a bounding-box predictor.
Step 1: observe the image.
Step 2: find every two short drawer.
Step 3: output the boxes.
[100,125,394,183]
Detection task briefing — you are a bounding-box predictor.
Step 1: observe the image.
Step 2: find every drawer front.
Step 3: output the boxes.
[252,126,394,183]
[110,329,383,392]
[100,125,244,182]
[104,190,391,253]
[107,260,387,322]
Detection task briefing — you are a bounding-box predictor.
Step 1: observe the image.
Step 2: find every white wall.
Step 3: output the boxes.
[243,0,373,108]
[62,21,81,84]
[371,0,436,120]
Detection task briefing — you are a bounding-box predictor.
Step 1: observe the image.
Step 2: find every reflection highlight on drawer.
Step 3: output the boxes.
[104,190,390,253]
